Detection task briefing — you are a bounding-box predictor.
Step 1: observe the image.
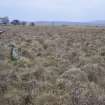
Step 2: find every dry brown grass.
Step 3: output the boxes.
[0,25,105,105]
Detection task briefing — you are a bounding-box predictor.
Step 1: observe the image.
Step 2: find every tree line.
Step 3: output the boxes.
[0,17,35,26]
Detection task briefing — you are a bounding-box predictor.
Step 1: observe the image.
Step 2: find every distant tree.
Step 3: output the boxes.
[11,20,20,25]
[0,17,9,25]
[21,21,27,26]
[30,22,35,26]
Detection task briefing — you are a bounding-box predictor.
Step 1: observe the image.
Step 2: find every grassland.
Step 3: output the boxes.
[0,25,105,105]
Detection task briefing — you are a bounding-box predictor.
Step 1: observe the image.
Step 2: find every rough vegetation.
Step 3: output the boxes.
[0,25,105,105]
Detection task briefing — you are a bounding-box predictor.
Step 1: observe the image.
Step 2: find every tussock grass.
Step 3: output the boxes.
[0,25,105,105]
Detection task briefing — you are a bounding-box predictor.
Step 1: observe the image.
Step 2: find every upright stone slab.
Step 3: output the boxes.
[10,45,22,60]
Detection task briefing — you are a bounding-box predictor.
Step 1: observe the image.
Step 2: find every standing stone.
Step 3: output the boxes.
[10,45,22,60]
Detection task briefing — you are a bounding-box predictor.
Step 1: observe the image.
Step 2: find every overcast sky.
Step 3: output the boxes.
[0,0,105,22]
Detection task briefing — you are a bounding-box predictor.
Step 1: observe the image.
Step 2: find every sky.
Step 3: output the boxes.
[0,0,105,22]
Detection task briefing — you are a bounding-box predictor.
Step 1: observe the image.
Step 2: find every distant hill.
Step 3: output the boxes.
[34,21,105,26]
[88,20,105,26]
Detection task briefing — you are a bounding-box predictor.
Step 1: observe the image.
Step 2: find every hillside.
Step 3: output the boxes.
[34,21,105,26]
[0,25,105,105]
